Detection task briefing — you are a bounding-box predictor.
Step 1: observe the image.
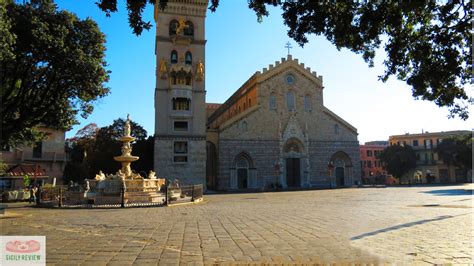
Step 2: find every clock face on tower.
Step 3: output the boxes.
[285,74,295,85]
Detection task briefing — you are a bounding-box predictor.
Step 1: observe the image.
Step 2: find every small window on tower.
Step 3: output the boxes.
[169,20,178,35]
[184,21,194,37]
[174,121,188,132]
[171,50,178,64]
[172,98,190,111]
[185,52,192,65]
[173,141,188,163]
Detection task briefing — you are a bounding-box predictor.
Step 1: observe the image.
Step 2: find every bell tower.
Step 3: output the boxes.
[153,0,208,185]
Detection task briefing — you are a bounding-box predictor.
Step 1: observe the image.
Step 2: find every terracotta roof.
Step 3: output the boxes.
[6,164,48,177]
[206,103,221,109]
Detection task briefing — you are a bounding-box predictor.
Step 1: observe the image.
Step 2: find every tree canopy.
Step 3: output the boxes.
[95,0,472,119]
[378,144,417,179]
[63,119,153,183]
[435,134,472,171]
[1,0,110,148]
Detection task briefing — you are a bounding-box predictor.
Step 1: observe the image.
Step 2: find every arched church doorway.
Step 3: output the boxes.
[329,151,353,187]
[234,153,252,189]
[335,167,344,187]
[283,138,305,188]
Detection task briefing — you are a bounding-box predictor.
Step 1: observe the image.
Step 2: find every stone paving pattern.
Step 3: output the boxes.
[1,184,473,265]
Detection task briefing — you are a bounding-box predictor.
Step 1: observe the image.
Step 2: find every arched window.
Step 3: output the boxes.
[304,94,312,111]
[185,51,192,65]
[184,21,194,37]
[248,98,251,107]
[185,72,192,86]
[169,20,178,35]
[286,91,295,111]
[241,121,248,132]
[335,124,340,134]
[170,71,177,85]
[269,93,276,110]
[176,70,187,85]
[170,50,178,64]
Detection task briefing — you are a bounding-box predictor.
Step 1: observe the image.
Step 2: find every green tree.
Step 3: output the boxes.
[95,0,472,119]
[89,118,148,176]
[1,0,110,148]
[132,136,154,176]
[435,134,472,172]
[0,159,7,175]
[63,118,153,183]
[23,175,31,188]
[63,123,98,183]
[378,145,417,181]
[0,0,15,62]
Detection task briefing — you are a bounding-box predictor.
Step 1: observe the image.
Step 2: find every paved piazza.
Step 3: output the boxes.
[1,184,473,265]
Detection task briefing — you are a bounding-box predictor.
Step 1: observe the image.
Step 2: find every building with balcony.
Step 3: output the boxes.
[389,130,471,183]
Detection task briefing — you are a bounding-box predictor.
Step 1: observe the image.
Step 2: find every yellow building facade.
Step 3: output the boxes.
[389,130,471,183]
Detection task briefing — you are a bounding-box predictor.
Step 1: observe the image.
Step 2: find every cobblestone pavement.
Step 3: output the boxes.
[1,184,473,265]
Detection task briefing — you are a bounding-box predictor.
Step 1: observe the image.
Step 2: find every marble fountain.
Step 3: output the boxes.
[84,116,165,204]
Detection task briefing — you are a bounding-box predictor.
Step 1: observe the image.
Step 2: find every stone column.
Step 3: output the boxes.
[280,159,287,188]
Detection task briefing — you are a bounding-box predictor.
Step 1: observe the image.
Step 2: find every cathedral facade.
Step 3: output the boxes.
[154,1,361,190]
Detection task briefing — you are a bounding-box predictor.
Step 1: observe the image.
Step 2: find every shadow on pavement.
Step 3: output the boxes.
[421,188,473,196]
[351,215,458,240]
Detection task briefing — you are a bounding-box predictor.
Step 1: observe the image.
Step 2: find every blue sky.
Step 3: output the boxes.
[56,1,472,143]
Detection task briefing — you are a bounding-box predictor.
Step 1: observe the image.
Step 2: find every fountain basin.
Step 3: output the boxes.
[119,136,135,142]
[114,155,139,162]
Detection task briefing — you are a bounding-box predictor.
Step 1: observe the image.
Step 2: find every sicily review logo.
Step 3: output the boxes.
[2,236,45,266]
[6,240,41,253]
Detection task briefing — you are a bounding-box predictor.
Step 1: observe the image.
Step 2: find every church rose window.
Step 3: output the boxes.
[185,51,192,65]
[286,91,295,111]
[171,50,178,64]
[285,74,295,85]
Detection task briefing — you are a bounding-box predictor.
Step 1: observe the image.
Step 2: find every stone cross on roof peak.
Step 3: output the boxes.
[285,41,293,56]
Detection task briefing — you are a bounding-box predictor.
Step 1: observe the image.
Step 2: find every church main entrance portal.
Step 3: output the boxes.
[335,167,344,187]
[286,158,300,187]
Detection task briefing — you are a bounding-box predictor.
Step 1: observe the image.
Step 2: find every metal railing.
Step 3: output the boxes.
[37,183,203,208]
